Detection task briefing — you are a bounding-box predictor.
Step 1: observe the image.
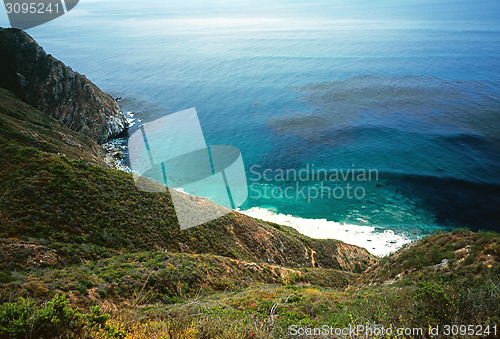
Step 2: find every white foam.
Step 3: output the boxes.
[238,207,413,257]
[125,111,136,126]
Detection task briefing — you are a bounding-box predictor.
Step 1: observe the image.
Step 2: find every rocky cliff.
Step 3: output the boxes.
[0,28,127,143]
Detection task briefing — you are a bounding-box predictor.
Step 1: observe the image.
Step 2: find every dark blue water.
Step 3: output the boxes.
[3,0,499,252]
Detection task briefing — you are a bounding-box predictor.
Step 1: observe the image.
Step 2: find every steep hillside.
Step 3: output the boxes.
[355,229,499,288]
[0,84,383,338]
[2,230,497,338]
[0,88,375,273]
[0,28,127,143]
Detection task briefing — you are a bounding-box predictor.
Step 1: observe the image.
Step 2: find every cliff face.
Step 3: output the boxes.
[0,28,127,143]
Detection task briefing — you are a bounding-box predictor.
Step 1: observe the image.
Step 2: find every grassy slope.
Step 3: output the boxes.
[5,229,496,338]
[355,229,499,287]
[0,88,375,272]
[0,88,498,338]
[84,230,496,338]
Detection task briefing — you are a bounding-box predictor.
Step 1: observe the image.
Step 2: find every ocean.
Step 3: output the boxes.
[2,0,499,256]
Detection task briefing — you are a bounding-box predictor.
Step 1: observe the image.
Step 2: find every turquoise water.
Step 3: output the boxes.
[3,0,499,253]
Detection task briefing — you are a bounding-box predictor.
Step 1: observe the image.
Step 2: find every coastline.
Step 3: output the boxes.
[109,97,421,257]
[238,207,417,257]
[101,101,136,172]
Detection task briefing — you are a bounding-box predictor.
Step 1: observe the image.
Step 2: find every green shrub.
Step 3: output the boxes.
[0,297,35,338]
[414,282,456,325]
[0,270,15,284]
[0,294,119,339]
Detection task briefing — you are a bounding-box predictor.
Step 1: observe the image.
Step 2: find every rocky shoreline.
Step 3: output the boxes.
[101,136,131,172]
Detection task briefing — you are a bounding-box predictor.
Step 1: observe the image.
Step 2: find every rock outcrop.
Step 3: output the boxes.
[0,238,61,269]
[0,28,127,143]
